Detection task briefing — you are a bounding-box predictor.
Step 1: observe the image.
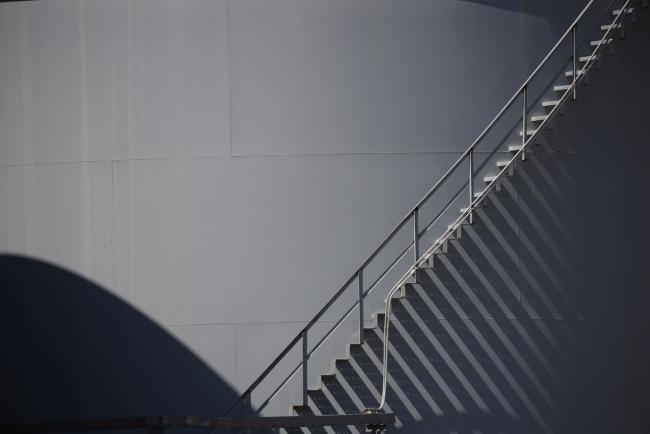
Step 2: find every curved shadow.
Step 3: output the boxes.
[0,255,240,425]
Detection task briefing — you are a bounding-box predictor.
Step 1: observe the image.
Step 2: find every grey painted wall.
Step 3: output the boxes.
[0,0,599,416]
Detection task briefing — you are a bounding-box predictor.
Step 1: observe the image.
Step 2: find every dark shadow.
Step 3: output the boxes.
[457,0,587,32]
[0,255,243,431]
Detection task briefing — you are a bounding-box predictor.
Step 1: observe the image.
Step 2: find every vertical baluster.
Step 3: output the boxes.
[413,207,419,265]
[522,86,527,161]
[358,268,364,344]
[573,25,577,101]
[620,17,625,39]
[302,329,308,407]
[468,148,474,224]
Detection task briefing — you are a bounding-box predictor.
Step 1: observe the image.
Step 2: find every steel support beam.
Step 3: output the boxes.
[1,413,396,433]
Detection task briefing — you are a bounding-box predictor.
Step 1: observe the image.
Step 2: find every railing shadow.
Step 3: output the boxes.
[273,7,650,433]
[289,98,650,433]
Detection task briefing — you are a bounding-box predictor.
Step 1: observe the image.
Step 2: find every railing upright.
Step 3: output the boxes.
[573,25,577,100]
[468,149,474,224]
[521,86,527,161]
[413,208,419,266]
[301,330,308,407]
[358,268,364,344]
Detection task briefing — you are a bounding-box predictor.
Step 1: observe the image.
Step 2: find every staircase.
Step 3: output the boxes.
[226,1,647,433]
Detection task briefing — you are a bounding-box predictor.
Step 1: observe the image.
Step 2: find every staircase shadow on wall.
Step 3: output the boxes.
[289,129,650,434]
[285,13,650,434]
[0,255,248,433]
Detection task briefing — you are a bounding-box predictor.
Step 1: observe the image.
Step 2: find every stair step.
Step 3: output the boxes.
[419,254,435,269]
[542,100,560,107]
[292,405,313,416]
[473,191,486,198]
[496,160,510,168]
[518,129,537,137]
[590,39,613,46]
[612,8,634,16]
[508,145,523,152]
[554,84,571,92]
[483,175,498,183]
[565,69,586,77]
[308,389,337,416]
[601,23,622,31]
[530,114,549,122]
[579,54,599,62]
[448,224,463,240]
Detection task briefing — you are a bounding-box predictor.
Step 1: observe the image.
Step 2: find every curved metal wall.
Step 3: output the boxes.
[0,0,585,401]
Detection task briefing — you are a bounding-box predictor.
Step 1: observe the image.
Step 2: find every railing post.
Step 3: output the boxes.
[572,25,577,101]
[620,18,625,39]
[302,329,308,407]
[413,207,419,265]
[468,148,474,224]
[521,86,527,161]
[358,268,364,344]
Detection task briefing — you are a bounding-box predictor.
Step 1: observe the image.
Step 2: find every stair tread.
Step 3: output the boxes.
[590,39,613,46]
[579,54,599,62]
[612,8,634,15]
[542,100,560,107]
[565,69,586,77]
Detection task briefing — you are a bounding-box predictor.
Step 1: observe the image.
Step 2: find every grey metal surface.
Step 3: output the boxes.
[227,0,639,417]
[0,0,577,410]
[285,16,650,428]
[1,1,648,430]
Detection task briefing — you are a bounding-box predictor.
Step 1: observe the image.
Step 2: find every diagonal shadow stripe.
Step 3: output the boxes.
[436,254,565,420]
[414,270,556,433]
[447,236,574,393]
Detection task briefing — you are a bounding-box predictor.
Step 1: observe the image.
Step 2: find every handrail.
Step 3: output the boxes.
[225,119,478,416]
[465,0,595,155]
[374,0,635,410]
[226,0,635,417]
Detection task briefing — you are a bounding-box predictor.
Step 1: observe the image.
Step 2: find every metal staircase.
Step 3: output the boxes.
[226,0,646,432]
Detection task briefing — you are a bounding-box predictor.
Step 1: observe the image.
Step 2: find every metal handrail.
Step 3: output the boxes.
[226,0,637,417]
[375,0,636,410]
